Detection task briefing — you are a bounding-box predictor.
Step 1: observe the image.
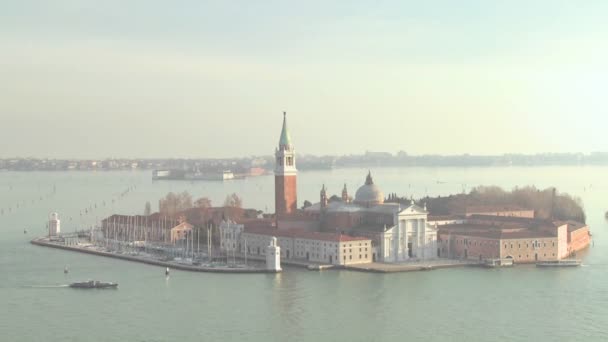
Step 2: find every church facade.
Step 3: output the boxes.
[304,173,438,262]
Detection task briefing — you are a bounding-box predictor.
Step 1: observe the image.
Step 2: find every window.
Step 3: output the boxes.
[349,255,352,260]
[359,255,362,259]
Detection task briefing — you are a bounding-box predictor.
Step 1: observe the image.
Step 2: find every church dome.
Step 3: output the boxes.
[354,172,384,207]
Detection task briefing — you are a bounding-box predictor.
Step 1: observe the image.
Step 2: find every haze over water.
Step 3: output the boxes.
[1,166,607,341]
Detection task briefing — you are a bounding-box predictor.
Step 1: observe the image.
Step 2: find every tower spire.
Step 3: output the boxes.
[279,111,292,150]
[342,183,349,203]
[365,170,374,185]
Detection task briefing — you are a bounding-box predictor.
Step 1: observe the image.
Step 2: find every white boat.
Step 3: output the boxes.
[536,259,581,267]
[483,258,514,268]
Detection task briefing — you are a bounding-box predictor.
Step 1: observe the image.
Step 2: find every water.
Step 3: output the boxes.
[1,167,607,341]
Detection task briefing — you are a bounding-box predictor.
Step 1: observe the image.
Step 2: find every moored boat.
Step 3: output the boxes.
[536,260,581,267]
[483,258,514,268]
[69,280,118,289]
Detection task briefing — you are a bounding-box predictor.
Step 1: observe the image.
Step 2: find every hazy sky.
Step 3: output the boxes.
[1,1,607,158]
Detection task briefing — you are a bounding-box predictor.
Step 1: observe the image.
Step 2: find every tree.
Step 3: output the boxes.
[302,200,312,209]
[159,191,194,218]
[144,201,151,216]
[224,193,243,208]
[194,197,212,208]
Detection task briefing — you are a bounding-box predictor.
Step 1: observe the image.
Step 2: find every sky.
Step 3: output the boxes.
[1,1,607,158]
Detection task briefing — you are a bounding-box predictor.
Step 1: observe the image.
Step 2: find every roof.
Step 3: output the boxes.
[243,227,370,243]
[351,224,394,233]
[354,172,384,206]
[439,223,556,239]
[428,215,464,221]
[279,112,292,149]
[443,228,555,240]
[468,214,553,227]
[465,205,531,213]
[555,220,588,232]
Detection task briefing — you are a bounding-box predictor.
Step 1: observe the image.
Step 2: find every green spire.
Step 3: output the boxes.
[279,111,292,148]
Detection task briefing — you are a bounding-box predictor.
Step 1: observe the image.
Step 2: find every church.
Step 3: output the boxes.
[273,113,438,262]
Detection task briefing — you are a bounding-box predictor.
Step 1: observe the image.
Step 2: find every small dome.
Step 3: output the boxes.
[354,172,384,207]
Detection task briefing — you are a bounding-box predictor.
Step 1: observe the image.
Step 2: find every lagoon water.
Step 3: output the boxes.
[1,167,607,341]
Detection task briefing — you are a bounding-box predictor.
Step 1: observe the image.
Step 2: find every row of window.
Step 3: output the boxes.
[504,241,554,249]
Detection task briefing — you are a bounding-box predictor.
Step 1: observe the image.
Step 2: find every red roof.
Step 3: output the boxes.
[243,227,369,242]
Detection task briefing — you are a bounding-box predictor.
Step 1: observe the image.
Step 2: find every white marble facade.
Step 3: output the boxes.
[380,204,438,262]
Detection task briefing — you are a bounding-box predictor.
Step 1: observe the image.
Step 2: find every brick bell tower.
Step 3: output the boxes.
[275,111,297,217]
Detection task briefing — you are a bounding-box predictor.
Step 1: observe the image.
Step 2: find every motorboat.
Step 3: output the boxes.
[69,280,118,289]
[536,260,581,267]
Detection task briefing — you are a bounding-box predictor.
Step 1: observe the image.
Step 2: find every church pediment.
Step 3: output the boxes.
[398,204,428,217]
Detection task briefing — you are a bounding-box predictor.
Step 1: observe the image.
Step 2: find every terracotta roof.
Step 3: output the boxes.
[243,227,370,242]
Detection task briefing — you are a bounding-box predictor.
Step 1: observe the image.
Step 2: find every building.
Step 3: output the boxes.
[170,222,194,243]
[303,173,438,262]
[275,112,297,217]
[268,114,438,263]
[240,227,373,266]
[437,215,590,263]
[219,220,244,253]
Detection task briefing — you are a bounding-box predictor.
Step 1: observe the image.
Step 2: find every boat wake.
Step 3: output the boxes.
[22,285,69,288]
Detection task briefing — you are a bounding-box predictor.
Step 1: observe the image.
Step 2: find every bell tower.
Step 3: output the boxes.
[275,112,297,217]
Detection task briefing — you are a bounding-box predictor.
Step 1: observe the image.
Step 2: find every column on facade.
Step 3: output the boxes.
[419,218,426,259]
[403,220,409,261]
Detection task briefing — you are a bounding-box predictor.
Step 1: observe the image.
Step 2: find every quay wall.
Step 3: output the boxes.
[30,238,277,274]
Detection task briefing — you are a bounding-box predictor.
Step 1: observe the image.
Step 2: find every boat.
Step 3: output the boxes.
[536,260,581,267]
[69,280,118,289]
[483,258,514,268]
[165,267,170,276]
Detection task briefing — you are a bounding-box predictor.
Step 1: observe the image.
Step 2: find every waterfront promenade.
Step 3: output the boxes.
[31,236,478,274]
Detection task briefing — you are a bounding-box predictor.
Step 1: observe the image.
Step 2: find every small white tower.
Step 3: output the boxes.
[49,212,61,236]
[266,236,282,272]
